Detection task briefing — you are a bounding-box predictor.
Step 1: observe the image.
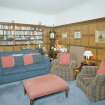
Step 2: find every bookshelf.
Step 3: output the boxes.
[0,22,43,46]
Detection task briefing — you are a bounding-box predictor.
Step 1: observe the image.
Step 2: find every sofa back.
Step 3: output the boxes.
[0,53,45,73]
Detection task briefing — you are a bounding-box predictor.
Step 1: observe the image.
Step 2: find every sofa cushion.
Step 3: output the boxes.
[99,61,105,70]
[1,56,14,68]
[2,61,49,75]
[24,54,33,65]
[14,55,24,66]
[96,61,105,75]
[97,69,105,75]
[2,66,27,75]
[59,53,70,65]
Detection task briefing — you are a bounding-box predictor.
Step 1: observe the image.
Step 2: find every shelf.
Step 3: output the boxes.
[0,22,44,46]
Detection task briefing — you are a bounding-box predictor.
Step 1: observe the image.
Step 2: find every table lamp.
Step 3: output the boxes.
[83,50,93,60]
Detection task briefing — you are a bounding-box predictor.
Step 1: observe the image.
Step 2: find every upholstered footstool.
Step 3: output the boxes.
[23,74,69,102]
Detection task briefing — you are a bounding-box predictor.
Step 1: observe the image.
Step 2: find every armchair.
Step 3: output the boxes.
[76,66,98,91]
[76,61,105,101]
[51,52,77,80]
[87,75,105,101]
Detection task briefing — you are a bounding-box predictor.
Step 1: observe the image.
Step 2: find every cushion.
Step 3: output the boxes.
[97,69,105,75]
[23,74,69,100]
[1,56,14,68]
[24,54,33,65]
[97,61,105,75]
[59,53,70,65]
[99,60,105,70]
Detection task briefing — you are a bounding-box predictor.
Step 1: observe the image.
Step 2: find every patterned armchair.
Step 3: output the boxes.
[51,52,77,80]
[76,61,105,101]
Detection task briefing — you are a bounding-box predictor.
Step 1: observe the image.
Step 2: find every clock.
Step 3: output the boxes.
[49,31,56,40]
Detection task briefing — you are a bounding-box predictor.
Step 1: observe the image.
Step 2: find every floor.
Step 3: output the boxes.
[34,81,105,105]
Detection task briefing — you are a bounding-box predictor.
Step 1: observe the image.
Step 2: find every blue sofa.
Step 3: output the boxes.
[0,53,51,85]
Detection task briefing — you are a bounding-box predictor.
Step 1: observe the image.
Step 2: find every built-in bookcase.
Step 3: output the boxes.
[0,22,43,45]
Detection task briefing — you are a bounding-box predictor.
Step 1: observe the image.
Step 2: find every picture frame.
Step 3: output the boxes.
[95,31,105,44]
[74,31,81,39]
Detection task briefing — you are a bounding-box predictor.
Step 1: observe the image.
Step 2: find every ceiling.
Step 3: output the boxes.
[0,0,90,14]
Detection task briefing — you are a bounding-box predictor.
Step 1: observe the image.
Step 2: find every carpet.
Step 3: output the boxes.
[33,81,105,105]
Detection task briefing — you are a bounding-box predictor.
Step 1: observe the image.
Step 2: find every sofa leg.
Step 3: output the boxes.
[65,88,69,97]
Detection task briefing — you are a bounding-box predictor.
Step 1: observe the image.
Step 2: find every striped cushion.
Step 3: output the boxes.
[1,56,14,68]
[24,54,33,65]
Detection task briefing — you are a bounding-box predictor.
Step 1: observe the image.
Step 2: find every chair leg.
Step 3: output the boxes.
[65,88,69,97]
[30,100,33,105]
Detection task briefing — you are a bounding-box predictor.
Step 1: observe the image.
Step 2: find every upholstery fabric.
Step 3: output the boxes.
[0,53,51,85]
[97,69,105,75]
[51,46,85,81]
[96,60,105,74]
[14,55,24,66]
[76,65,105,101]
[24,74,69,100]
[59,53,70,65]
[24,54,33,65]
[51,53,77,80]
[99,60,105,70]
[1,56,14,68]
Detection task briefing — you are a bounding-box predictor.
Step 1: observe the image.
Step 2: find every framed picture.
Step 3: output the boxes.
[74,31,81,39]
[95,31,105,44]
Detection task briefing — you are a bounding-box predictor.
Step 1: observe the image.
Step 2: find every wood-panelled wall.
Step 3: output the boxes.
[54,17,105,63]
[0,17,105,64]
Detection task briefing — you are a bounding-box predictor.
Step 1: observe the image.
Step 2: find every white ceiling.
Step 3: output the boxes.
[0,0,90,14]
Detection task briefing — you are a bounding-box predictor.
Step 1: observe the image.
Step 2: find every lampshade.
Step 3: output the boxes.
[83,50,93,59]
